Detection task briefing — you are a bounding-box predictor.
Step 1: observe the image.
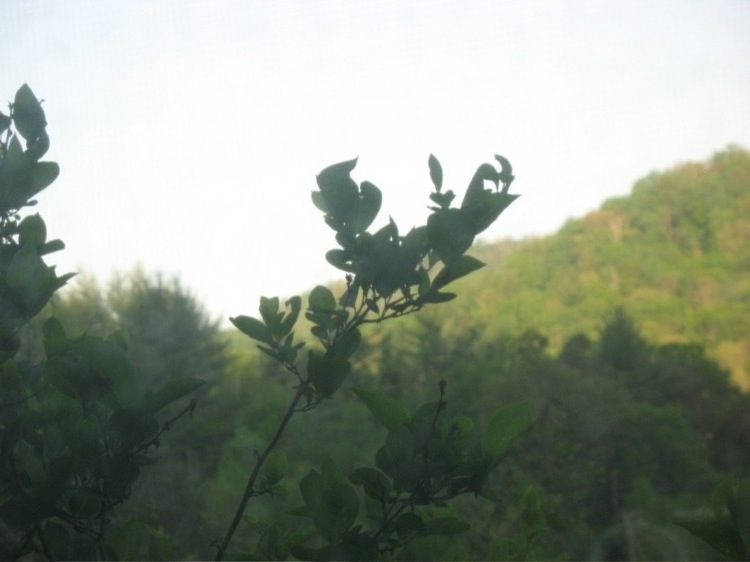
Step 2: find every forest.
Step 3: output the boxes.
[36,148,750,560]
[2,85,749,560]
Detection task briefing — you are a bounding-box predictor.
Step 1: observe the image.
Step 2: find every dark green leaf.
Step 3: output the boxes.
[80,339,140,409]
[6,242,44,290]
[28,161,60,197]
[384,426,416,468]
[308,350,350,398]
[4,133,24,170]
[429,190,456,210]
[311,190,328,213]
[482,401,533,463]
[432,255,486,290]
[38,238,65,256]
[42,317,69,357]
[279,295,302,337]
[326,249,354,271]
[259,296,281,336]
[335,229,356,250]
[252,524,280,560]
[417,267,431,298]
[279,341,300,364]
[25,129,50,161]
[308,285,336,312]
[495,153,515,187]
[349,467,391,501]
[353,180,382,233]
[315,483,358,544]
[300,463,359,544]
[365,298,379,314]
[310,325,328,340]
[426,208,475,264]
[230,315,272,344]
[262,451,288,487]
[353,388,410,432]
[317,158,358,191]
[428,154,443,191]
[450,416,474,437]
[462,163,499,207]
[316,158,360,230]
[458,158,519,233]
[13,84,46,142]
[419,291,456,304]
[16,440,46,490]
[18,213,46,246]
[520,485,546,541]
[336,328,361,358]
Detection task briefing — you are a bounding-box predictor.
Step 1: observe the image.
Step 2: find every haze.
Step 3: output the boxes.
[2,0,748,320]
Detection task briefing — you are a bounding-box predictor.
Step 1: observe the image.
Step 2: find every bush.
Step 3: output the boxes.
[2,85,538,561]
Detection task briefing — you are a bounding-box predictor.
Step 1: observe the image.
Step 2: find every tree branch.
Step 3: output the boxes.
[214,381,309,560]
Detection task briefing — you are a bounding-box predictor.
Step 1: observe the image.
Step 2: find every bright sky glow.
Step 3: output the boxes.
[3,0,749,321]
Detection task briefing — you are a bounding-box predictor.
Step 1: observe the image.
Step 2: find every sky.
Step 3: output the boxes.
[3,0,749,322]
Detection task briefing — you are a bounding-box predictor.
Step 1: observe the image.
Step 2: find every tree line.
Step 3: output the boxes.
[2,84,748,560]
[43,270,750,560]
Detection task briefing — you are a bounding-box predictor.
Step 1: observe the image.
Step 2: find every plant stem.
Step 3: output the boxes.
[214,382,308,561]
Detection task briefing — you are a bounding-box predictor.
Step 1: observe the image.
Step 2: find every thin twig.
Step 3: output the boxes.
[131,398,197,456]
[214,381,309,561]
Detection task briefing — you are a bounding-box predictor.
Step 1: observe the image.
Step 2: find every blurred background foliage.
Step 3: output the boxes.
[42,146,750,560]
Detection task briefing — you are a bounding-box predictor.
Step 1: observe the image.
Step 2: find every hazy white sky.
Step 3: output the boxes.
[3,0,749,320]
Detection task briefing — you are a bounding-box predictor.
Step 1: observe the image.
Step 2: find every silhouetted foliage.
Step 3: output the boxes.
[4,85,748,561]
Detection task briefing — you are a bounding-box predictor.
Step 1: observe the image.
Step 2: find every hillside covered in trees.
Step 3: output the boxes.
[40,146,750,560]
[423,145,750,390]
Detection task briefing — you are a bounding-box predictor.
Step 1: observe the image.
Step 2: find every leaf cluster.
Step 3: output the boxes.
[240,385,533,561]
[2,318,202,559]
[316,154,517,310]
[220,155,520,558]
[1,85,71,362]
[0,86,204,560]
[4,84,528,560]
[231,155,518,406]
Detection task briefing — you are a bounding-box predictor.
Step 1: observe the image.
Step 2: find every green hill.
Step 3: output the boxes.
[44,146,749,559]
[414,145,750,389]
